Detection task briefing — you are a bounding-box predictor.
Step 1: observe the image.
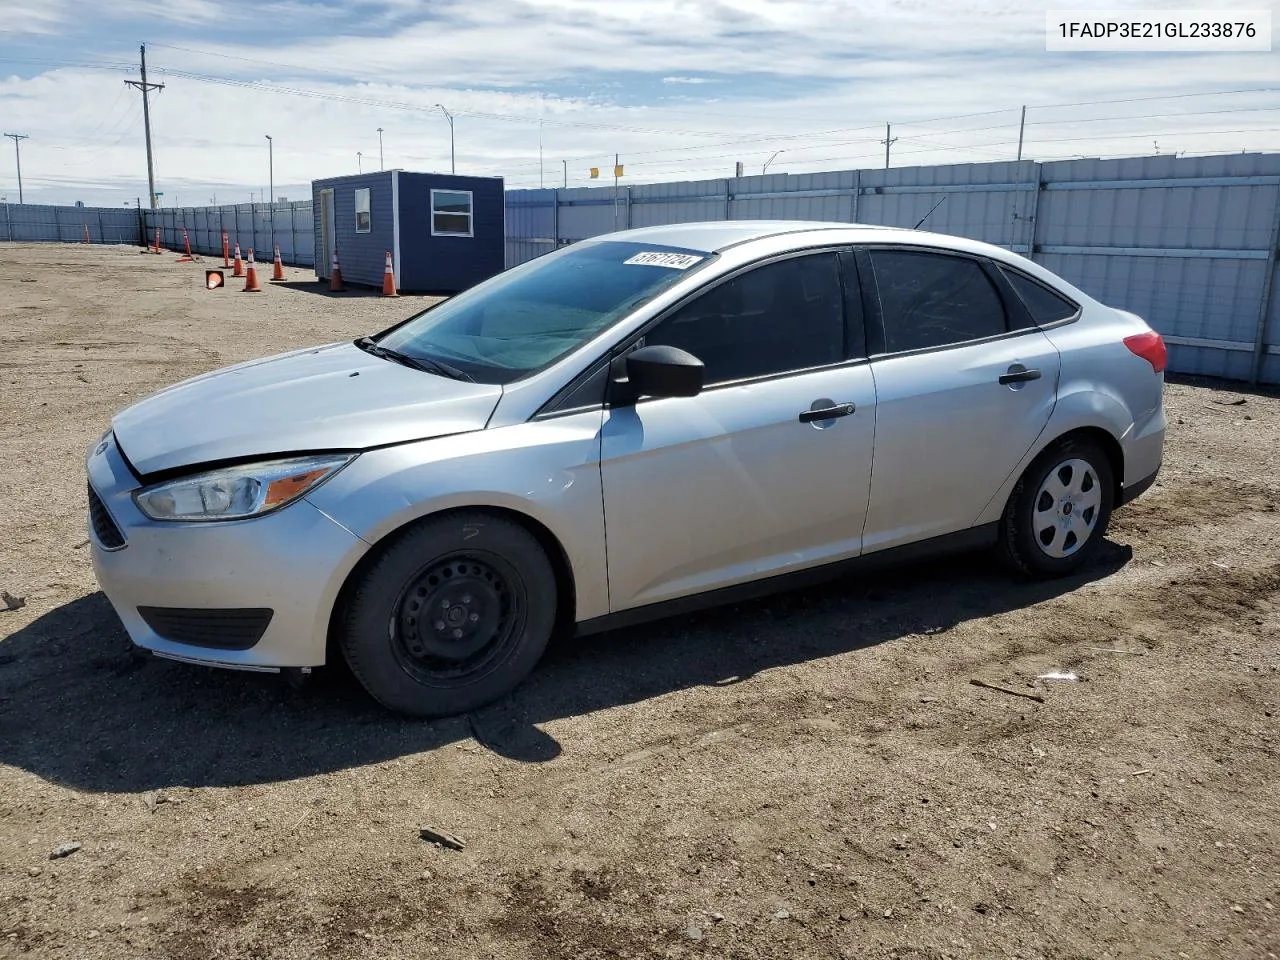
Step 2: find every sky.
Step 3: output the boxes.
[0,0,1276,206]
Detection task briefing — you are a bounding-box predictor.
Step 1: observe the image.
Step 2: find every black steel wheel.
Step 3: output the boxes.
[339,512,558,717]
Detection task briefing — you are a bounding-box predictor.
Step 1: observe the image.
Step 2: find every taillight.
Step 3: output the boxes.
[1124,331,1167,373]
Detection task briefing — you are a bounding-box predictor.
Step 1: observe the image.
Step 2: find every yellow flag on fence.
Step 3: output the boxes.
[589,167,599,179]
[614,164,624,177]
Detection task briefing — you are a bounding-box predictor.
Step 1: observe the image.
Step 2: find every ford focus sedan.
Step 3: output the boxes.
[87,221,1166,716]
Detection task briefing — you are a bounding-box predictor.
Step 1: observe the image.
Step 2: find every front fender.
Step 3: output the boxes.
[305,412,609,622]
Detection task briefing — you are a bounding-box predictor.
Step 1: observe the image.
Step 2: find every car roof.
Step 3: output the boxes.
[596,220,889,253]
[595,219,1026,259]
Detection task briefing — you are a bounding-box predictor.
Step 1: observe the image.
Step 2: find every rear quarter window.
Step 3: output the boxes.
[1001,268,1079,325]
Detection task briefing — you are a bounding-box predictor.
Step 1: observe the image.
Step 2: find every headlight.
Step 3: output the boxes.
[133,453,355,522]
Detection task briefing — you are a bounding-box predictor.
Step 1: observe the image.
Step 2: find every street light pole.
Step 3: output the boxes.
[377,127,384,170]
[265,134,274,253]
[434,104,455,174]
[357,151,363,174]
[3,134,28,203]
[762,150,784,174]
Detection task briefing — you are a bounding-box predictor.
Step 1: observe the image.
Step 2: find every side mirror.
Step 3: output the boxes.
[624,344,704,400]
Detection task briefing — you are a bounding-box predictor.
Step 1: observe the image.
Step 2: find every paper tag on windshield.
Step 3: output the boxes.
[624,251,704,269]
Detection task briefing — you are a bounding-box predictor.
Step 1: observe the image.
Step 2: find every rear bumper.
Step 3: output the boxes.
[1118,464,1160,506]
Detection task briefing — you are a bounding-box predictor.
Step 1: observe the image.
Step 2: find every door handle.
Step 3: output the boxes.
[999,367,1042,385]
[798,402,856,423]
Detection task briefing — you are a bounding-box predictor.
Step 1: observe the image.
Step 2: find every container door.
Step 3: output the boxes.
[319,189,335,279]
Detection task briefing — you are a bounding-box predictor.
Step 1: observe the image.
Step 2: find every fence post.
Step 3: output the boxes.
[289,203,297,266]
[4,201,10,242]
[851,170,861,223]
[1249,194,1280,384]
[1022,162,1044,263]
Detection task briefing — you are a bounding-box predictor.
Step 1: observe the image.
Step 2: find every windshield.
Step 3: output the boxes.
[375,240,715,385]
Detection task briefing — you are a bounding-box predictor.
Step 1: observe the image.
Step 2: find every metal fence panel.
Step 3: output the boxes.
[137,202,316,268]
[1,203,141,244]
[6,155,1278,384]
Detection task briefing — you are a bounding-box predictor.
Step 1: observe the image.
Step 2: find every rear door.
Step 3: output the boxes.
[598,250,877,611]
[858,246,1061,553]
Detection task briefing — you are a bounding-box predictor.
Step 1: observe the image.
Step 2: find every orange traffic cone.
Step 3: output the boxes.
[232,241,245,277]
[176,228,195,263]
[83,223,90,244]
[328,246,345,292]
[222,231,231,268]
[242,248,262,292]
[151,228,162,254]
[380,251,398,297]
[271,246,286,282]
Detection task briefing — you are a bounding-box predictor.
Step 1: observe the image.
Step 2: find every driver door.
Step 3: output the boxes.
[598,250,878,612]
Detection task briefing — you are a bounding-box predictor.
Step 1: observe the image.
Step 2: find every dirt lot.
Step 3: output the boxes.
[0,242,1277,960]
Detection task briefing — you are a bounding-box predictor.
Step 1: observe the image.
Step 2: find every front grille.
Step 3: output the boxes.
[87,484,126,549]
[137,607,274,650]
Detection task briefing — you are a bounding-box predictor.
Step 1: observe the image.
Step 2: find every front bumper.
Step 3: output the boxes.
[86,433,370,669]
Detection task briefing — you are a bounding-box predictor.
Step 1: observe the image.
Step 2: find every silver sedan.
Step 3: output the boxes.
[87,221,1166,715]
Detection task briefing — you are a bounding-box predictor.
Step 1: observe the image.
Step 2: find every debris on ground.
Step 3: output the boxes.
[49,842,82,860]
[1037,671,1079,681]
[1,591,26,611]
[1087,647,1145,655]
[969,678,1046,703]
[419,826,466,851]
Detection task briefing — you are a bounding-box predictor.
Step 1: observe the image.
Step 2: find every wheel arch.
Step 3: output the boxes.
[976,420,1127,528]
[326,504,579,660]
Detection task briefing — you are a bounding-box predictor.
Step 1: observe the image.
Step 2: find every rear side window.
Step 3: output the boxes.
[868,250,1006,353]
[1001,268,1079,325]
[641,252,845,385]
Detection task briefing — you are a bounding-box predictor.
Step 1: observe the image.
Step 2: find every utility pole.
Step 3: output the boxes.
[357,151,363,173]
[881,123,897,169]
[2,133,28,203]
[124,44,164,209]
[1016,105,1027,162]
[377,127,384,170]
[613,152,619,229]
[562,159,567,189]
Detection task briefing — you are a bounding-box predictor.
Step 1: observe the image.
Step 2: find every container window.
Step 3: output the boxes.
[354,188,371,233]
[431,189,473,237]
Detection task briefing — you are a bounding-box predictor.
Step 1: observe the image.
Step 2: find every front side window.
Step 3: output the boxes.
[1001,267,1079,325]
[641,253,846,386]
[354,188,371,233]
[432,189,473,237]
[376,240,713,384]
[869,249,1006,353]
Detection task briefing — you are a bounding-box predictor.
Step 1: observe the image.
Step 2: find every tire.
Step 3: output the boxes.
[998,436,1115,579]
[338,511,557,717]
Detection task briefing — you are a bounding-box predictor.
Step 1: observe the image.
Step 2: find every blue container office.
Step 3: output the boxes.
[311,171,504,293]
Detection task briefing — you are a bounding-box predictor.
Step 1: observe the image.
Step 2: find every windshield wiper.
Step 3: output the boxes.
[354,337,474,381]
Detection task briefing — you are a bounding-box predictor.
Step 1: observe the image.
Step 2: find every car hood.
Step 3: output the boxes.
[113,342,502,476]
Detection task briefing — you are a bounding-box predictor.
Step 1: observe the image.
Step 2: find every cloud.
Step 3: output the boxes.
[0,0,1275,203]
[0,0,69,35]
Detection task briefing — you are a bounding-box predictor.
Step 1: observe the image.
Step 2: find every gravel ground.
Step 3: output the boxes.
[1,242,1278,960]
